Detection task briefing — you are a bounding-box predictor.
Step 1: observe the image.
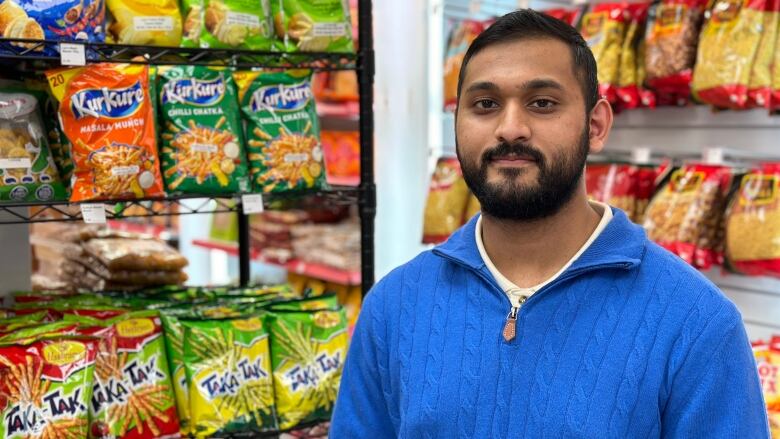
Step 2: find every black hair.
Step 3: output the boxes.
[456,9,599,112]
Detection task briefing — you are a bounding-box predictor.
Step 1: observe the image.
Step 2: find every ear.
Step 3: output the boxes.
[588,98,613,155]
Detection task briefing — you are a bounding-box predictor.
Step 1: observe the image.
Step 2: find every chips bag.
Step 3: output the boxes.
[725,163,780,276]
[422,158,470,244]
[181,0,203,47]
[443,20,486,111]
[182,316,277,437]
[616,3,650,110]
[235,70,327,194]
[0,337,97,439]
[272,0,354,52]
[581,3,630,105]
[160,310,194,436]
[106,0,183,46]
[0,88,68,202]
[754,341,780,436]
[158,65,250,195]
[585,162,638,221]
[692,0,766,109]
[747,0,780,108]
[199,0,278,50]
[266,307,347,430]
[46,63,165,202]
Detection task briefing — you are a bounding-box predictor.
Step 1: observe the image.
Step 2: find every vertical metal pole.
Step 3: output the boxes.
[358,0,376,296]
[237,206,251,287]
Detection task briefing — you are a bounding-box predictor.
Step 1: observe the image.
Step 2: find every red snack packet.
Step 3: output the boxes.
[422,158,470,244]
[443,20,486,112]
[581,3,631,106]
[585,162,638,219]
[746,0,780,108]
[616,3,651,111]
[541,7,583,26]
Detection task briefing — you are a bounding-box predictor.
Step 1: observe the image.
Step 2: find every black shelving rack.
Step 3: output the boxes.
[0,0,375,296]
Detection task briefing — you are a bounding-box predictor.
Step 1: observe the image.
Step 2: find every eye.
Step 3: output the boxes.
[474,98,499,110]
[529,99,557,111]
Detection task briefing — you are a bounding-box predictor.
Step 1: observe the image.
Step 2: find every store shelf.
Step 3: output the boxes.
[0,38,357,71]
[192,239,361,286]
[106,220,176,241]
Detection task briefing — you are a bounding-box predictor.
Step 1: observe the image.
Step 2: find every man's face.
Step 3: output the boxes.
[456,37,591,221]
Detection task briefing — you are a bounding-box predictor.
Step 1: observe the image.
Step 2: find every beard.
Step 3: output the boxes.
[457,127,590,221]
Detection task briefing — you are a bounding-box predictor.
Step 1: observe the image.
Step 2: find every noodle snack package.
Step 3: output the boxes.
[616,3,650,110]
[46,64,165,202]
[422,157,470,244]
[272,0,354,53]
[199,0,278,50]
[106,0,183,46]
[747,0,780,108]
[182,316,277,437]
[158,66,250,195]
[580,3,630,104]
[0,337,97,439]
[235,70,327,194]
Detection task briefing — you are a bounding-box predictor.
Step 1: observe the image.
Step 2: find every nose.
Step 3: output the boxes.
[494,101,531,145]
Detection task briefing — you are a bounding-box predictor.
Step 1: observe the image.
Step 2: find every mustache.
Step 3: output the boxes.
[481,142,544,164]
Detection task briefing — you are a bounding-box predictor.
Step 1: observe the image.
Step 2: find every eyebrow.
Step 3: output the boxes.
[463,78,565,95]
[464,81,499,94]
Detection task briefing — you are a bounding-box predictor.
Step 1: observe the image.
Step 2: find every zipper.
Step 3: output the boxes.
[502,294,527,342]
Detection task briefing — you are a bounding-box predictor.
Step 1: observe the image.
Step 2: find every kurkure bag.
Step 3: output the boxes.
[199,0,279,50]
[46,63,165,202]
[157,65,250,195]
[0,337,97,439]
[182,315,277,437]
[272,0,355,52]
[235,70,327,194]
[265,306,347,430]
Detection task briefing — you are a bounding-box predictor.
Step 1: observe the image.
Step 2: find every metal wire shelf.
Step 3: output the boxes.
[0,38,358,71]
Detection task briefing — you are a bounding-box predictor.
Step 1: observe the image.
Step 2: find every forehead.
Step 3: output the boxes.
[462,37,580,93]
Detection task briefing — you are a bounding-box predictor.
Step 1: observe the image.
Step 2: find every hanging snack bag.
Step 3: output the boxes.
[580,3,629,105]
[106,0,183,46]
[692,0,765,109]
[617,3,650,110]
[46,63,164,202]
[272,0,355,53]
[443,20,486,111]
[754,341,780,436]
[181,0,203,48]
[199,0,278,50]
[160,311,193,436]
[158,66,250,195]
[644,0,708,104]
[747,0,780,107]
[182,316,277,437]
[541,8,583,26]
[725,164,780,276]
[235,70,327,194]
[0,89,67,202]
[0,337,97,439]
[423,157,470,244]
[585,162,638,221]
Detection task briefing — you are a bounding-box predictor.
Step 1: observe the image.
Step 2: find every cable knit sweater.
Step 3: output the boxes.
[331,209,769,438]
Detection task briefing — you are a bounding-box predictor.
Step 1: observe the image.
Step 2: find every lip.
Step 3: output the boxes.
[490,157,537,168]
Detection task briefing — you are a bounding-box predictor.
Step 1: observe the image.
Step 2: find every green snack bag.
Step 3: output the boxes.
[182,315,277,437]
[160,310,194,436]
[158,65,250,195]
[272,0,354,52]
[0,337,97,439]
[0,88,68,202]
[266,306,347,429]
[0,321,79,344]
[234,69,327,193]
[0,311,51,333]
[199,0,279,50]
[182,0,204,48]
[267,294,339,312]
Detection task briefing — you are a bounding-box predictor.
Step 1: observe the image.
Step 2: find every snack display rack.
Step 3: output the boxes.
[0,3,376,296]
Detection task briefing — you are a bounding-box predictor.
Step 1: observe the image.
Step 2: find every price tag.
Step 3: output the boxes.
[80,203,106,224]
[60,43,86,66]
[632,147,652,165]
[703,148,725,165]
[241,194,264,214]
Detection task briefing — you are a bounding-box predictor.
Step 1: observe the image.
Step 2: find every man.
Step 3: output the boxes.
[331,9,768,438]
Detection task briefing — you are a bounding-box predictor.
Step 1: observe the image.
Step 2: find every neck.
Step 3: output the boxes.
[480,188,602,288]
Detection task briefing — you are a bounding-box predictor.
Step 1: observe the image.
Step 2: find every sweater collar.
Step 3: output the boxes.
[432,207,645,276]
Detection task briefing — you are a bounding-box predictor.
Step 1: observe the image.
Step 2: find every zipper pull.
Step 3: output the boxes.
[503,306,518,342]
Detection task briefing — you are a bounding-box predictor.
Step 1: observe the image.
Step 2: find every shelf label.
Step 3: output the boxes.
[241,194,264,214]
[60,43,86,66]
[80,203,106,224]
[134,16,174,32]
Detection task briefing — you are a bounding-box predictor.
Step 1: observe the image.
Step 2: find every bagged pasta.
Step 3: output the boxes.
[0,88,67,202]
[265,307,347,430]
[235,70,327,194]
[106,0,182,46]
[644,0,708,105]
[0,337,97,439]
[272,0,354,52]
[616,3,650,110]
[46,63,165,202]
[200,0,278,50]
[580,3,630,105]
[443,20,486,111]
[726,164,780,276]
[182,316,277,437]
[158,66,250,195]
[692,0,766,109]
[747,0,780,108]
[422,157,470,244]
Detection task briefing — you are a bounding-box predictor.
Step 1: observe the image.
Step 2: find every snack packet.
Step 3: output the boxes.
[0,337,97,439]
[616,3,650,110]
[106,0,183,46]
[235,70,327,193]
[443,20,486,111]
[199,0,278,50]
[754,340,780,436]
[580,3,630,105]
[46,63,165,202]
[182,315,277,437]
[0,88,68,202]
[273,0,355,52]
[746,0,780,108]
[160,311,193,436]
[181,0,203,47]
[422,158,470,244]
[158,65,250,195]
[265,307,347,430]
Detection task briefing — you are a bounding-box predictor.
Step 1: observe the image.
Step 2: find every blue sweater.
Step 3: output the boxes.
[331,210,769,438]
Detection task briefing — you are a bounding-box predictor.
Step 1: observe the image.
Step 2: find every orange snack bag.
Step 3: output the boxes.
[46,63,164,202]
